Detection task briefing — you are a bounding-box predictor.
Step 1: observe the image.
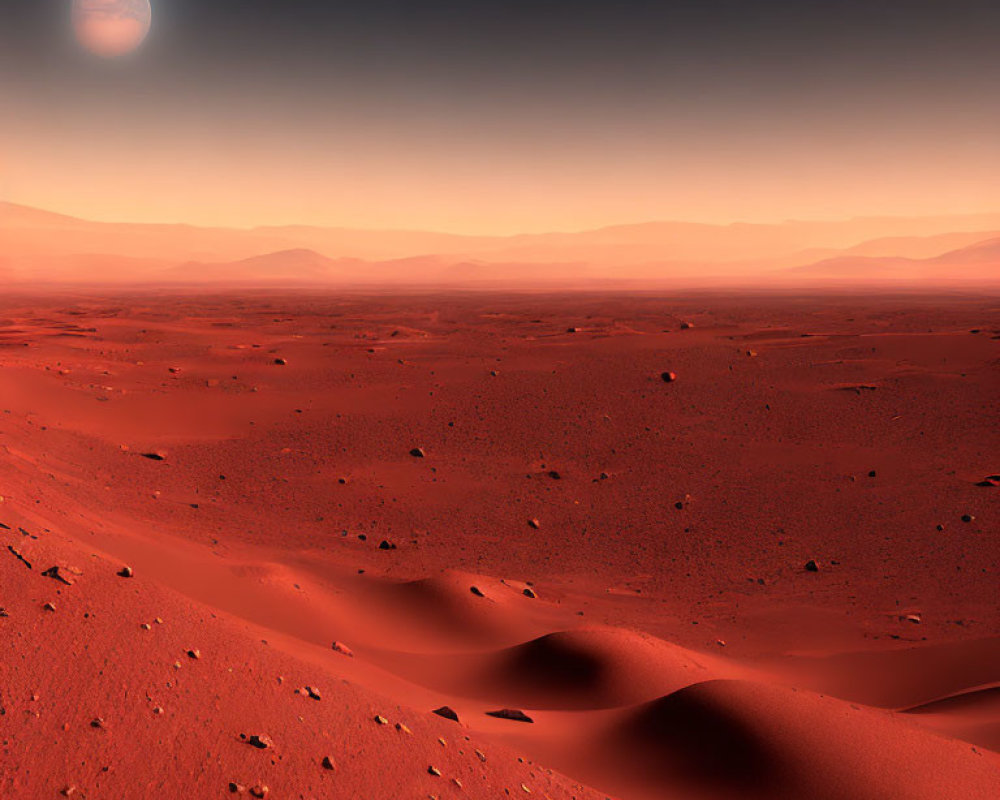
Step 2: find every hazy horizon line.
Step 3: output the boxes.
[6,198,1000,239]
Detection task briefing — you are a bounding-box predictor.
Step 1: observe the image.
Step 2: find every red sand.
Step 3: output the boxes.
[1,290,997,799]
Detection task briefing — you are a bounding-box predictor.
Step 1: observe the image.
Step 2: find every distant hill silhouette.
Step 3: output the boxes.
[3,201,999,286]
[786,236,1000,283]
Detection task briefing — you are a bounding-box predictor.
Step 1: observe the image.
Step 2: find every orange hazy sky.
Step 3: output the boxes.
[1,1,998,234]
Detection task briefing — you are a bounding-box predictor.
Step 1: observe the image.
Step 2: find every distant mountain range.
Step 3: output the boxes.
[2,202,998,287]
[787,236,1000,282]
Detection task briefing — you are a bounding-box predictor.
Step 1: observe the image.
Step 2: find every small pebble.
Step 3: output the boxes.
[331,641,354,657]
[485,708,534,723]
[432,706,459,723]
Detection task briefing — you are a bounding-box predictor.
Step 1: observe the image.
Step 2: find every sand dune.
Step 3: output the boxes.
[583,680,999,800]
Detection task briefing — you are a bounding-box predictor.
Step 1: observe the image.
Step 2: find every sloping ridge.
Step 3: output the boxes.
[165,248,352,282]
[787,235,1000,281]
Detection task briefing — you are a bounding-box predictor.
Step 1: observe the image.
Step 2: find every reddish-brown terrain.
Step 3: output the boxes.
[1,289,998,799]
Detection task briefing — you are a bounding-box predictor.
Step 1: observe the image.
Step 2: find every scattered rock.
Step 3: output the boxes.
[321,755,337,771]
[374,715,389,725]
[428,766,442,777]
[187,649,201,659]
[395,722,411,735]
[409,447,426,458]
[680,321,694,330]
[43,602,57,612]
[228,782,246,794]
[247,734,273,749]
[7,545,32,570]
[485,708,534,723]
[527,518,541,530]
[522,587,537,599]
[117,566,134,578]
[475,749,487,763]
[470,586,485,597]
[60,787,78,797]
[976,475,999,487]
[41,566,74,585]
[961,514,975,523]
[90,717,105,729]
[272,358,287,365]
[804,560,820,572]
[547,470,562,480]
[331,641,354,657]
[840,384,877,394]
[140,452,166,461]
[661,371,678,383]
[432,706,460,723]
[378,540,397,550]
[249,786,269,799]
[305,686,322,701]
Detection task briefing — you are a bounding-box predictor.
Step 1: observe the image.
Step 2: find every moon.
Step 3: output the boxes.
[73,0,152,58]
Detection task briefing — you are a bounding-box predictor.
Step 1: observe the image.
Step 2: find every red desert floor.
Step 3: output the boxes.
[1,290,997,799]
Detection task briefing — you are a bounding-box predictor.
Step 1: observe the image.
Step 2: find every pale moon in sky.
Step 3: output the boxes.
[73,0,152,58]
